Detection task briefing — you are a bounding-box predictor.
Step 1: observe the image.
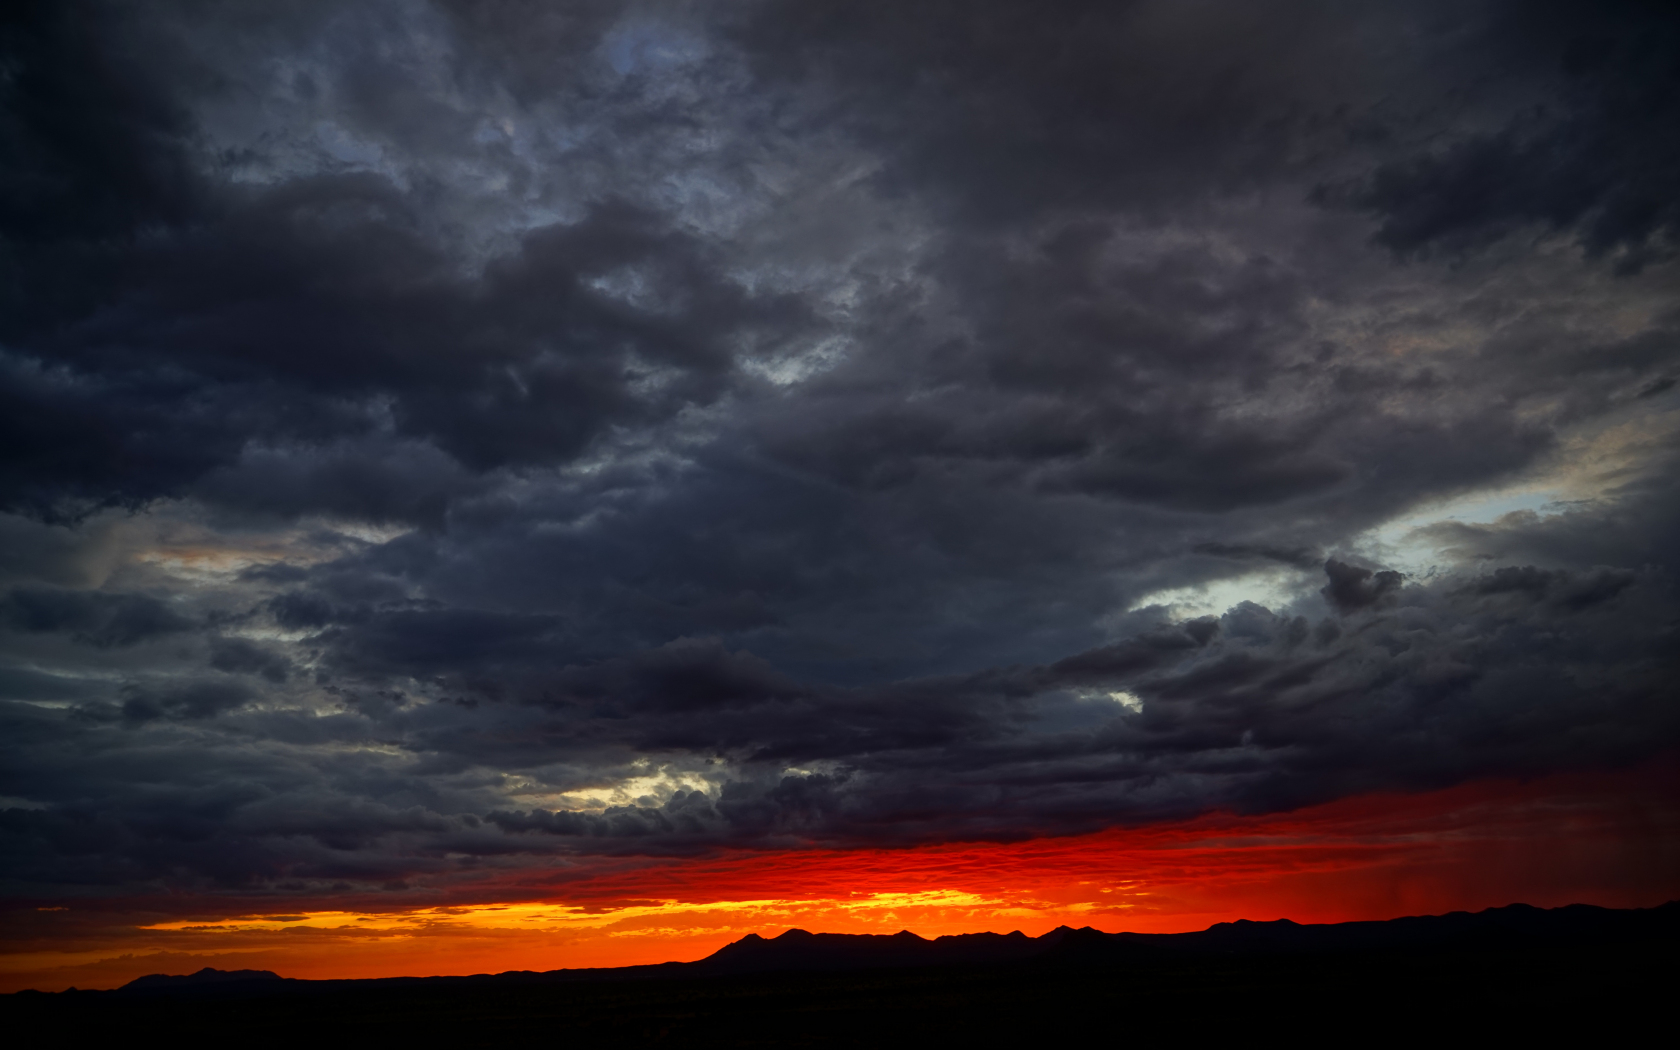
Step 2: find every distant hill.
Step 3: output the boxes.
[6,903,1675,1044]
[123,968,283,990]
[692,900,1680,975]
[90,898,1680,994]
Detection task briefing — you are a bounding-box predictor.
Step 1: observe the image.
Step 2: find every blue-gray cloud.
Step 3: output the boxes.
[0,0,1675,906]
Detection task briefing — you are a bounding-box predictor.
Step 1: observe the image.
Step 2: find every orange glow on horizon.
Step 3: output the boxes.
[6,760,1675,992]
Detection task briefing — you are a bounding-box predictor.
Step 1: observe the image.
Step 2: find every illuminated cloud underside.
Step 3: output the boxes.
[6,762,1671,991]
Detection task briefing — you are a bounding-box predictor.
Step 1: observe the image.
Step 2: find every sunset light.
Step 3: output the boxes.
[2,1,1676,1029]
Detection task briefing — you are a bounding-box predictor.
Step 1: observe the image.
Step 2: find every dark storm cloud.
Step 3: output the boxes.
[117,679,256,723]
[1319,559,1405,614]
[599,555,1669,841]
[1193,542,1322,569]
[0,179,808,522]
[1,0,1678,901]
[0,587,193,647]
[0,1,199,244]
[207,637,292,683]
[731,0,1381,223]
[2,548,1676,885]
[1331,0,1680,270]
[1465,564,1637,610]
[0,2,811,524]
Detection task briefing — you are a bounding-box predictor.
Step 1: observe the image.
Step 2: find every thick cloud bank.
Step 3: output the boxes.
[1,0,1676,902]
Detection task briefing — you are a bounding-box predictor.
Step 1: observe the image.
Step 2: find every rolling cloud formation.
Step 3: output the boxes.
[1,0,1676,902]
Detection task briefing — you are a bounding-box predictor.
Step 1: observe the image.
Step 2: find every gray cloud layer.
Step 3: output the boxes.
[1,0,1676,903]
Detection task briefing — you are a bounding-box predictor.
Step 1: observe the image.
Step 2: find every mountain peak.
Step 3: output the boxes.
[123,968,283,990]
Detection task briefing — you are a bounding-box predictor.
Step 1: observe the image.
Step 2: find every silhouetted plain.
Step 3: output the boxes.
[6,902,1673,1046]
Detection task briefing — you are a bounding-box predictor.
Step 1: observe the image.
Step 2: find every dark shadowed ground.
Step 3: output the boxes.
[7,904,1674,1046]
[5,948,1671,1047]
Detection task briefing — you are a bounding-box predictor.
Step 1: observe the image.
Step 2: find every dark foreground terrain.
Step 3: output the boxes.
[6,902,1675,1047]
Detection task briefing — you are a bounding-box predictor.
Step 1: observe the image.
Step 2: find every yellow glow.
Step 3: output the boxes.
[136,889,1060,939]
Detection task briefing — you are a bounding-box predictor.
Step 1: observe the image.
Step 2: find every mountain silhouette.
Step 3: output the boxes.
[7,902,1674,1045]
[123,968,283,990]
[89,900,1680,995]
[683,900,1677,975]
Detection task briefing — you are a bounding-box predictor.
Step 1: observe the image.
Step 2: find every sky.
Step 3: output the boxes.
[1,0,1677,992]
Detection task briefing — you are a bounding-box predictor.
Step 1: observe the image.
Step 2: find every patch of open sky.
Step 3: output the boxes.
[1361,484,1568,575]
[324,520,418,547]
[739,334,853,386]
[586,265,663,313]
[540,429,706,494]
[1027,691,1137,734]
[314,120,390,170]
[600,17,710,78]
[520,761,724,812]
[1126,568,1308,619]
[657,168,766,240]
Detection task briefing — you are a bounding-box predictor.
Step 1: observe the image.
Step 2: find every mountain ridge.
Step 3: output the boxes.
[57,898,1676,997]
[694,899,1680,973]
